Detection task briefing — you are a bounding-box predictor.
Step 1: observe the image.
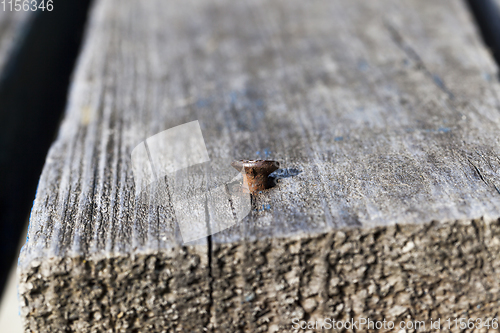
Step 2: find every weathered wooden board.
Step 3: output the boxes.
[18,0,500,332]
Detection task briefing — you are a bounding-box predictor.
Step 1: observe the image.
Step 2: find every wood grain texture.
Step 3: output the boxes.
[17,0,500,332]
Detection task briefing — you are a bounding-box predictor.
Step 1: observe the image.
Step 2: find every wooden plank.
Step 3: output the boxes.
[17,0,500,332]
[210,2,500,330]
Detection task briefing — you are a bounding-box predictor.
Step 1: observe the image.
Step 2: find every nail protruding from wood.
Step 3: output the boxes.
[231,159,280,194]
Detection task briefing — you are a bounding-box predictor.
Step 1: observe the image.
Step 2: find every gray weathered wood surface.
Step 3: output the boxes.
[18,0,500,332]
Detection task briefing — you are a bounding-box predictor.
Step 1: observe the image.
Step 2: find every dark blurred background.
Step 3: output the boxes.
[0,0,92,296]
[467,0,500,70]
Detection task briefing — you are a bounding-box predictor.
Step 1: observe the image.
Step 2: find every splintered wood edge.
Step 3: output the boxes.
[18,217,500,332]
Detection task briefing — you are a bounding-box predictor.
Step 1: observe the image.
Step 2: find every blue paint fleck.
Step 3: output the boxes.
[482,73,492,82]
[196,99,211,108]
[269,168,302,179]
[230,91,239,103]
[334,136,343,142]
[433,74,445,90]
[438,127,450,133]
[256,204,272,212]
[244,292,255,302]
[256,148,271,158]
[357,59,369,71]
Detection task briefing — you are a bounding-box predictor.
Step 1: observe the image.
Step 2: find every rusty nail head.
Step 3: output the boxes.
[231,160,280,194]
